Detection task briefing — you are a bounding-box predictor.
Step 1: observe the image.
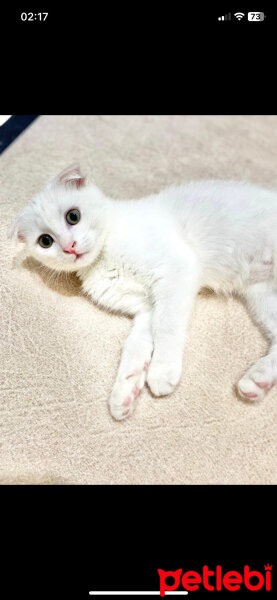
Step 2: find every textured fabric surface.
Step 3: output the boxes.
[1,115,277,484]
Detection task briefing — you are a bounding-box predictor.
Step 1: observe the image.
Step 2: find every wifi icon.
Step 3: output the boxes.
[234,12,245,20]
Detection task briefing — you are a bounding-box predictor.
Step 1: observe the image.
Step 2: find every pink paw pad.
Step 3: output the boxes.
[126,370,139,380]
[255,382,269,389]
[244,392,258,398]
[123,396,131,406]
[132,384,141,399]
[122,408,130,416]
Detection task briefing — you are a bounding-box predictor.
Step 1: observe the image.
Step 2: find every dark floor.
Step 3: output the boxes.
[0,115,39,155]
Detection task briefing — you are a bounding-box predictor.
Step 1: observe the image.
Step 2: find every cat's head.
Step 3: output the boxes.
[8,165,110,272]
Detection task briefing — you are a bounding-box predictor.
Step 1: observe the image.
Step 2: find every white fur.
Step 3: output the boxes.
[9,167,277,419]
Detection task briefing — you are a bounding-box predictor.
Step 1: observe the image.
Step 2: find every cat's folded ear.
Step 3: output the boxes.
[52,164,86,189]
[8,204,34,243]
[7,211,27,243]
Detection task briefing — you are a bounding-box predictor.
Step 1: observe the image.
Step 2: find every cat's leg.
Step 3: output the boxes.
[109,310,154,420]
[238,281,277,400]
[146,253,200,397]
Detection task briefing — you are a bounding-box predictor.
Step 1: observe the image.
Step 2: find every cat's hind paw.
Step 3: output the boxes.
[237,371,275,401]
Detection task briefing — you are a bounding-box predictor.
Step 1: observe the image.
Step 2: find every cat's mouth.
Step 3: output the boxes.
[74,252,88,260]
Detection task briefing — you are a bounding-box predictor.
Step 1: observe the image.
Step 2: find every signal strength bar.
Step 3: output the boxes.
[218,13,231,20]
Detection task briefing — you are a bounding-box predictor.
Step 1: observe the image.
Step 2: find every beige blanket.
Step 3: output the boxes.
[1,115,277,484]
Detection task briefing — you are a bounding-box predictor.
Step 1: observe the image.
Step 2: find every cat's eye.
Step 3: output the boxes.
[38,234,54,248]
[66,208,81,225]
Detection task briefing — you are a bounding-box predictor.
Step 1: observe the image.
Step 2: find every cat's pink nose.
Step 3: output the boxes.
[63,241,77,254]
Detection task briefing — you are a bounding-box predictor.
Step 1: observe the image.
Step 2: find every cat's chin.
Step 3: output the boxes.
[40,252,94,273]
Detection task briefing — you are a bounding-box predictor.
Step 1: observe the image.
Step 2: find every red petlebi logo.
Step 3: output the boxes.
[158,564,273,595]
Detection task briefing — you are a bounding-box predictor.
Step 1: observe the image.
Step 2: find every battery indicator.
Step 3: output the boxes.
[248,12,265,21]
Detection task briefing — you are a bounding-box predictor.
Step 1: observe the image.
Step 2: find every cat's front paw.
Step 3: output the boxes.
[146,359,182,397]
[109,362,149,420]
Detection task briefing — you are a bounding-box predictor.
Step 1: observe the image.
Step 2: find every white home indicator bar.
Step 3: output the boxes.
[89,593,188,596]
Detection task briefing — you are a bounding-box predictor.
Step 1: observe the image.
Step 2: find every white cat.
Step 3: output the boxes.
[8,165,277,419]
